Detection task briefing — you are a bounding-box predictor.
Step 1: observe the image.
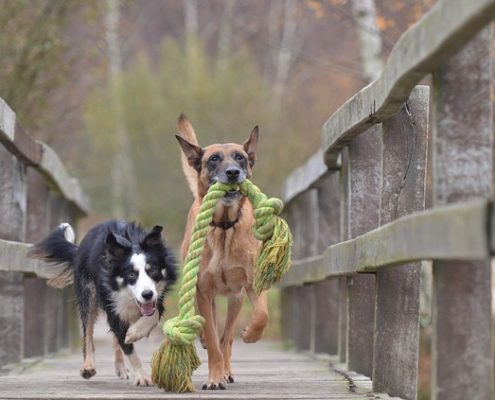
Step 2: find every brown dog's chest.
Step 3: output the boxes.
[197,223,259,296]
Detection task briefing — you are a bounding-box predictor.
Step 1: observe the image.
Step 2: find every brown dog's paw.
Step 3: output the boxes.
[80,368,96,379]
[225,373,234,383]
[242,325,264,343]
[202,380,227,390]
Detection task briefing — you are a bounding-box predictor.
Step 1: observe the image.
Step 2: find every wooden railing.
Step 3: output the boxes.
[279,1,495,399]
[0,97,89,368]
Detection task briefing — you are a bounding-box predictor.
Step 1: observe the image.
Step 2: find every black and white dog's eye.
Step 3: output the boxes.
[127,272,137,280]
[152,271,162,280]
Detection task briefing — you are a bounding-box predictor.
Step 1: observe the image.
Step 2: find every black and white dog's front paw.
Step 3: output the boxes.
[133,370,153,386]
[125,313,159,344]
[114,359,129,380]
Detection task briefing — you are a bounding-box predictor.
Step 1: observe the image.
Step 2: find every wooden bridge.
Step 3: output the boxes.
[1,0,494,399]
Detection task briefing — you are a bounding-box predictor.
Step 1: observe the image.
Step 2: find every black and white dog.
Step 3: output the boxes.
[30,221,177,386]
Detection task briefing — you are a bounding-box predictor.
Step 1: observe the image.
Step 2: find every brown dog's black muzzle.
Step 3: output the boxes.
[225,168,241,182]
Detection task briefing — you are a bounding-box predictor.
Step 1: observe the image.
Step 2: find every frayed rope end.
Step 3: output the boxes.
[254,217,292,295]
[151,340,201,393]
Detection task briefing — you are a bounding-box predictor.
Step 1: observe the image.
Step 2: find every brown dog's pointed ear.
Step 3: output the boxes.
[243,126,259,168]
[175,135,203,172]
[177,113,200,146]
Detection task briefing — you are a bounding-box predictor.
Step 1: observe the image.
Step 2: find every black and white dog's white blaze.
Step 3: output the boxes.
[30,220,177,386]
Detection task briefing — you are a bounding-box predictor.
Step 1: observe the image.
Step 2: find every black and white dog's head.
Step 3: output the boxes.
[105,224,177,317]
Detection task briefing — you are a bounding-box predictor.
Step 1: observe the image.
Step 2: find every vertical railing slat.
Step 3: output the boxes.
[313,172,340,354]
[338,148,350,364]
[431,26,494,400]
[284,190,319,351]
[24,169,52,358]
[0,145,27,366]
[372,85,429,400]
[346,124,382,377]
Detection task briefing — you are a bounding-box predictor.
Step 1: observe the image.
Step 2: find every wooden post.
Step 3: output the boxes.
[279,286,294,346]
[313,172,340,354]
[24,168,52,358]
[281,203,301,349]
[346,124,381,377]
[372,86,429,400]
[48,192,76,353]
[431,27,493,400]
[0,145,26,366]
[285,190,319,351]
[337,148,350,363]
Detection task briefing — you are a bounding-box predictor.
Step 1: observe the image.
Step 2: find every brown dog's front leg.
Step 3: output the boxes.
[197,290,226,390]
[242,288,268,343]
[220,293,244,383]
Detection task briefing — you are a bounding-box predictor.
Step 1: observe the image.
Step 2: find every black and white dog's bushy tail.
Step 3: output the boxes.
[29,223,78,288]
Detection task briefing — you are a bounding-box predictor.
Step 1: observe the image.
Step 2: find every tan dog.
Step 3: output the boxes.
[175,115,269,390]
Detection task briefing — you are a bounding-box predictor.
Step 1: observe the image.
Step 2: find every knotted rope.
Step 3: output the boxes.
[151,179,292,392]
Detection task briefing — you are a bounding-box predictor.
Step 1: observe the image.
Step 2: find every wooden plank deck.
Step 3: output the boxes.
[0,318,399,400]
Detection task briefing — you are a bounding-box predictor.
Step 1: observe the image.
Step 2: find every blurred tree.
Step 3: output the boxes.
[350,0,384,82]
[216,0,236,73]
[0,0,438,244]
[0,1,77,130]
[84,36,307,246]
[106,0,138,219]
[269,0,305,109]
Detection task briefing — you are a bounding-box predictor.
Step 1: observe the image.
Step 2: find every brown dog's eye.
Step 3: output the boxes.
[234,153,244,161]
[209,154,220,162]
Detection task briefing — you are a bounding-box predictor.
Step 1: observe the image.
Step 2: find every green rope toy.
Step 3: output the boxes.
[151,179,292,392]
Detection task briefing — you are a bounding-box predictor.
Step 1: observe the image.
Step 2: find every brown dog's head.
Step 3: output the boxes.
[176,116,259,198]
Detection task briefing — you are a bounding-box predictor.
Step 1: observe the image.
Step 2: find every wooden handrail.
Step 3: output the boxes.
[321,0,495,167]
[280,2,495,398]
[0,97,90,215]
[0,95,88,365]
[0,239,52,279]
[283,0,495,206]
[280,199,490,287]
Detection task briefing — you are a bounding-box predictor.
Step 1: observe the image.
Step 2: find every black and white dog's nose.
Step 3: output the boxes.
[225,168,240,180]
[141,290,153,300]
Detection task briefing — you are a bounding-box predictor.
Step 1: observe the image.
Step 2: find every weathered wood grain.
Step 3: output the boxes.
[372,86,429,400]
[279,199,491,287]
[0,97,16,142]
[321,0,495,167]
[0,319,403,399]
[337,148,349,364]
[431,27,494,400]
[48,193,78,352]
[0,239,53,278]
[346,124,381,378]
[283,190,318,351]
[0,95,89,216]
[283,150,329,204]
[0,145,26,367]
[0,122,42,167]
[313,172,340,355]
[0,147,27,241]
[38,142,90,214]
[24,169,52,358]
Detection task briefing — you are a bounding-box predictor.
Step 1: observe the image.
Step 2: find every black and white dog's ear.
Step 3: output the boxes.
[106,232,131,260]
[142,225,163,248]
